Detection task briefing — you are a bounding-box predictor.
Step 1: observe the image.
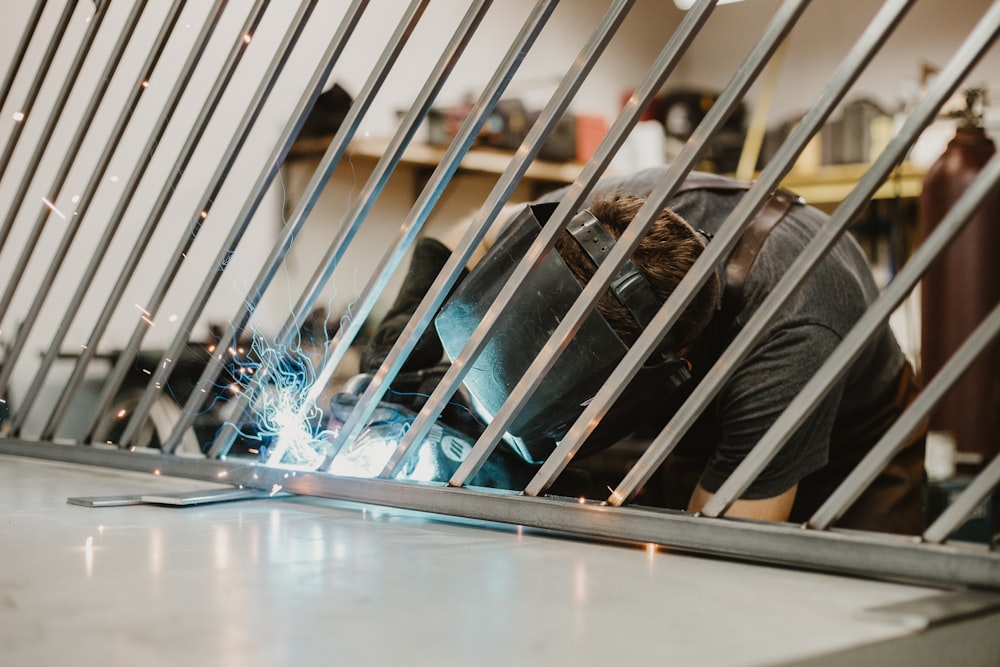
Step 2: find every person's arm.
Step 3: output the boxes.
[687,482,798,522]
[691,324,845,523]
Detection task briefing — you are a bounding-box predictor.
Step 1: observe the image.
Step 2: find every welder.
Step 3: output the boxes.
[358,166,926,534]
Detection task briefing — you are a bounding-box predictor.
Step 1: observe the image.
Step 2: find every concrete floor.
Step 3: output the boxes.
[1,453,998,667]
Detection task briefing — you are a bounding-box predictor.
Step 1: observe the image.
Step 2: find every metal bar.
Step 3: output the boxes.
[112,0,327,449]
[0,0,79,197]
[804,153,1000,530]
[925,443,1000,544]
[0,0,111,320]
[12,0,188,437]
[298,0,568,469]
[271,0,490,350]
[529,0,914,499]
[0,0,99,256]
[204,0,497,459]
[36,0,228,439]
[697,2,1000,517]
[821,302,1000,536]
[355,0,719,483]
[155,0,393,457]
[297,0,534,414]
[0,1,49,116]
[452,0,816,489]
[160,0,414,458]
[0,0,149,409]
[1,436,997,590]
[83,0,319,447]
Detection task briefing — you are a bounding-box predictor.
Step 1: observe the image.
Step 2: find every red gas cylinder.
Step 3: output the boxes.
[918,105,1000,472]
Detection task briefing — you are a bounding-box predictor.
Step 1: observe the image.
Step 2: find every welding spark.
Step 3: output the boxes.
[216,331,335,472]
[12,111,24,122]
[41,197,66,219]
[242,33,253,44]
[209,321,441,482]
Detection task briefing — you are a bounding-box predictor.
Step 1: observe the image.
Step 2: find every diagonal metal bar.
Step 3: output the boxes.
[364,0,719,483]
[0,0,79,198]
[78,0,320,448]
[452,0,820,489]
[818,299,1000,534]
[12,0,188,437]
[203,0,498,460]
[33,0,229,440]
[694,2,1000,518]
[302,0,563,416]
[924,406,1000,544]
[527,0,914,499]
[290,0,571,471]
[163,0,426,459]
[154,0,412,457]
[0,0,49,118]
[0,0,102,258]
[797,153,1000,530]
[114,0,378,450]
[0,0,150,413]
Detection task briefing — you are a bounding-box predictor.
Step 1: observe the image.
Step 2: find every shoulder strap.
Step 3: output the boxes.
[724,187,800,304]
[674,173,800,304]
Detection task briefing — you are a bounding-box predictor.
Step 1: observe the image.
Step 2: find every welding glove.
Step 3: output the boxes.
[326,392,536,489]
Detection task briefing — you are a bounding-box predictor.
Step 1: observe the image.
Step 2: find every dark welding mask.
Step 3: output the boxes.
[434,202,690,463]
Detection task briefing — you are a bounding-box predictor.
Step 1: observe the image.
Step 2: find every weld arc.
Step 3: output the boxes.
[202,0,500,459]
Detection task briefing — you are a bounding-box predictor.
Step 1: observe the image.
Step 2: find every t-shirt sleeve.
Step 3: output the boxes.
[696,323,846,499]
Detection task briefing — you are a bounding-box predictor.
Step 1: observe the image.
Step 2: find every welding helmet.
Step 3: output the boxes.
[434,202,690,463]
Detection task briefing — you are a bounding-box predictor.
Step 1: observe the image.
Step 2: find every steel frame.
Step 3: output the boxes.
[0,0,997,590]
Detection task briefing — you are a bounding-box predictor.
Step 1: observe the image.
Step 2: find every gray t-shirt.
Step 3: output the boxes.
[535,166,904,498]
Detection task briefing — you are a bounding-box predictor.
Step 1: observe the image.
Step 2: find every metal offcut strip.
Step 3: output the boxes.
[0,436,997,591]
[697,2,1000,517]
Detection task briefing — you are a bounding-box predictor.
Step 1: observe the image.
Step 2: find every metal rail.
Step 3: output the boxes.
[0,0,997,590]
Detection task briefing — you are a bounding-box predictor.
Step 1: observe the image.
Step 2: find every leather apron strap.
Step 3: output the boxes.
[672,172,801,305]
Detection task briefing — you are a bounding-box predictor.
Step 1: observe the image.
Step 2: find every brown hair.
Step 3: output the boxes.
[554,193,721,351]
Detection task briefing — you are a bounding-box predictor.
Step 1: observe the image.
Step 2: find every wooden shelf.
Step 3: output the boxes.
[288,135,586,186]
[777,162,926,207]
[288,135,926,206]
